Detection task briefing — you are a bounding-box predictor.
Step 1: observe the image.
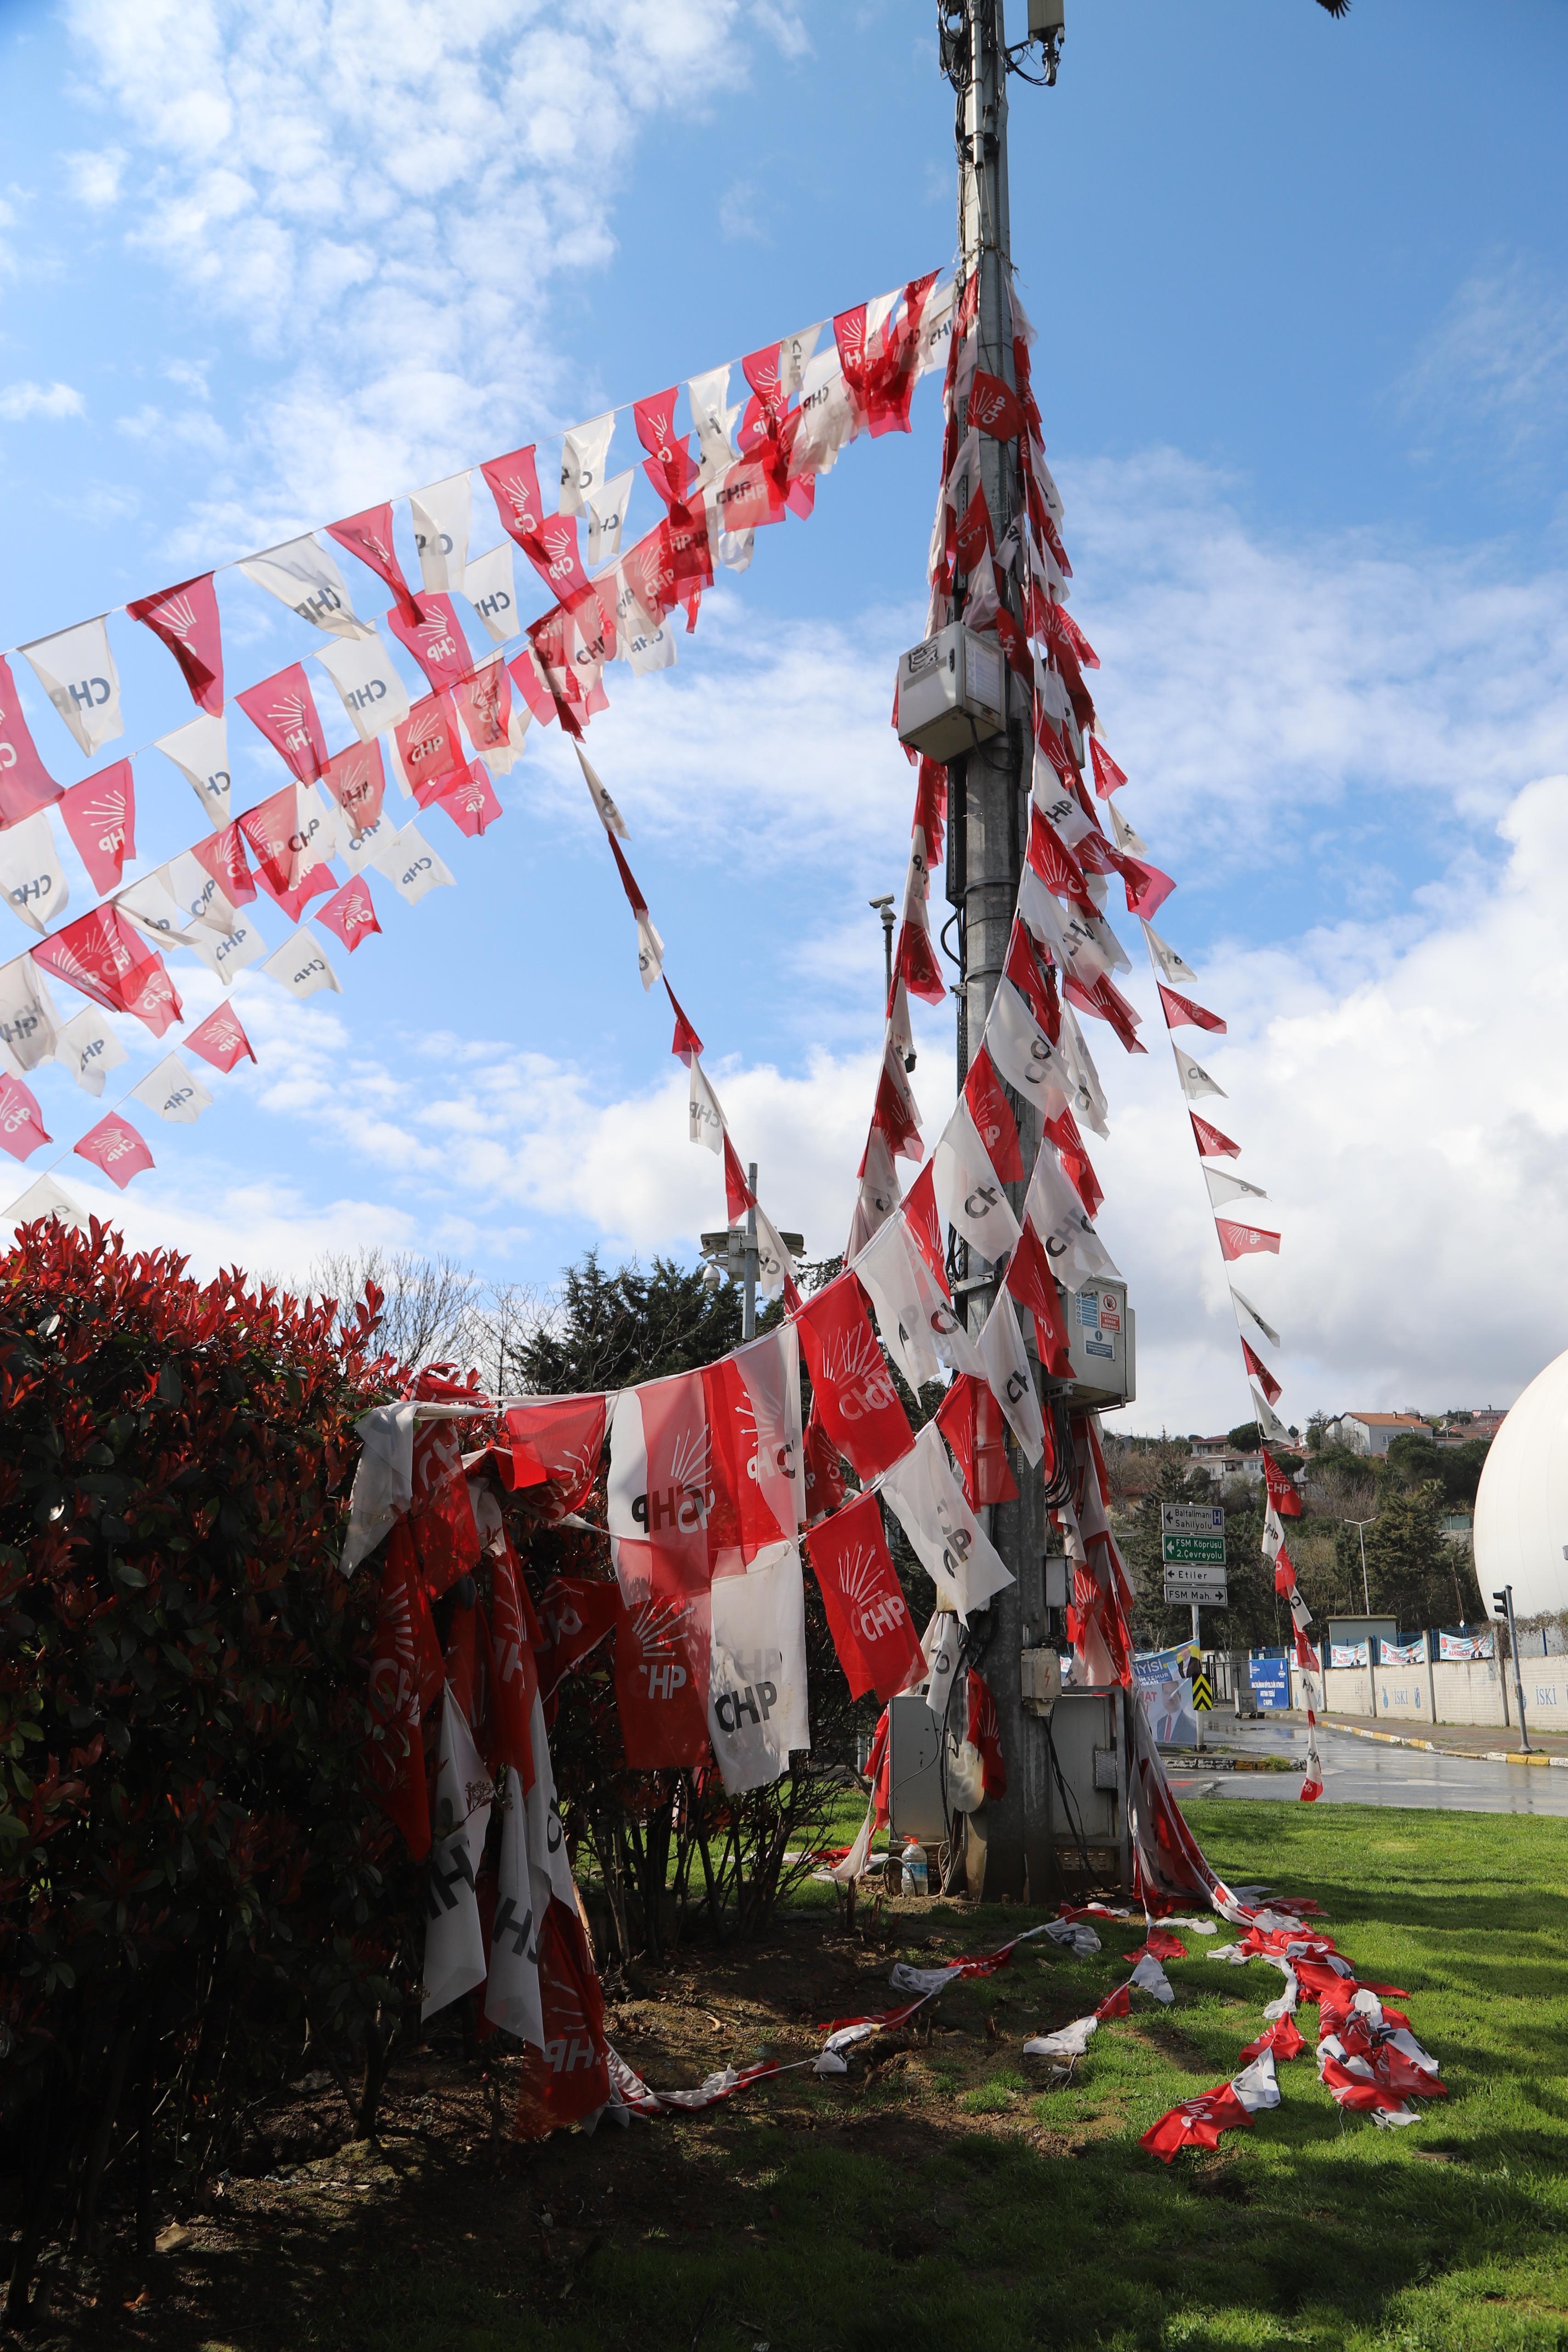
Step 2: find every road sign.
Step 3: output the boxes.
[1161,1504,1225,1536]
[1191,1671,1214,1713]
[1162,1532,1226,1566]
[1165,1579,1228,1607]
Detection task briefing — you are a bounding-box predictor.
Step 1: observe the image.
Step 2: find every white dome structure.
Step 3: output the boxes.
[1473,1352,1568,1620]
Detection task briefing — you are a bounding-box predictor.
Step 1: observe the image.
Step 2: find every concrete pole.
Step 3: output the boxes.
[947,0,1050,1902]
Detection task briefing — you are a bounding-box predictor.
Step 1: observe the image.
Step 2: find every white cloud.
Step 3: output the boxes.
[62,145,127,207]
[1401,253,1568,455]
[0,379,85,420]
[61,0,808,539]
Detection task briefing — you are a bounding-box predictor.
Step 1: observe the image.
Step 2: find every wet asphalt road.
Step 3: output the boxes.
[1167,1717,1568,1815]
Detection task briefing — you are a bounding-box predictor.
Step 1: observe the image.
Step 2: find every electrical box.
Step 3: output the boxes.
[1021,1646,1062,1716]
[1028,0,1065,33]
[1058,1279,1135,1412]
[1043,1553,1070,1610]
[886,1691,948,1843]
[895,624,1006,761]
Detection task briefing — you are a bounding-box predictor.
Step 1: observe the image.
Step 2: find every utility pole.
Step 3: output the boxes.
[942,0,1057,1901]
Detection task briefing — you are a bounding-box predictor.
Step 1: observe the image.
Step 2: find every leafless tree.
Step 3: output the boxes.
[305,1247,539,1389]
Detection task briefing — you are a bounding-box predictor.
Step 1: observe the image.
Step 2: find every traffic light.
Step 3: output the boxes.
[1493,1590,1509,1618]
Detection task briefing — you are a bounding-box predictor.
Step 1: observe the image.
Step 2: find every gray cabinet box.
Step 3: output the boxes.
[895,624,1007,760]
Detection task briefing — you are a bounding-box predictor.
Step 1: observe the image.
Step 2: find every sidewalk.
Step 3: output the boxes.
[1292,1709,1568,1768]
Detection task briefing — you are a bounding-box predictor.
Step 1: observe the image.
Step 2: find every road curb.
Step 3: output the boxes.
[1327,1721,1568,1769]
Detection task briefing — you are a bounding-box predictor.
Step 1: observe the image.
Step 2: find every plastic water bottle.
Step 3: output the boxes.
[901,1839,929,1896]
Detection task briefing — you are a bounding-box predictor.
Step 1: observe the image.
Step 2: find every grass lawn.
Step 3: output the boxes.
[101,1803,1568,2352]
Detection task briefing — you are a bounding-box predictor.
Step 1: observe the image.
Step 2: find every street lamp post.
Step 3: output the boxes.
[699,1166,804,1341]
[1346,1515,1378,1615]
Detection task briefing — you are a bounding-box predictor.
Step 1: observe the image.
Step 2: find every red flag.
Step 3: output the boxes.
[1216,1218,1280,1263]
[315,872,381,952]
[409,1420,483,1598]
[74,1112,153,1190]
[127,573,225,713]
[968,369,1023,441]
[954,485,993,573]
[1238,2016,1307,2064]
[871,1040,923,1165]
[434,761,503,839]
[633,389,693,506]
[191,820,255,907]
[512,1900,611,2137]
[665,979,704,1064]
[614,1589,711,1767]
[1190,1111,1240,1159]
[481,446,545,548]
[0,1074,49,1162]
[1045,1105,1103,1219]
[327,503,418,621]
[1089,738,1127,799]
[1005,1220,1073,1379]
[186,1003,255,1073]
[797,1273,914,1484]
[1113,853,1176,920]
[964,1047,1022,1183]
[1241,1338,1280,1404]
[537,1576,619,1700]
[58,762,135,894]
[387,593,472,693]
[620,522,679,625]
[802,1406,846,1525]
[966,1669,1006,1800]
[1140,2083,1253,2161]
[897,914,947,1007]
[518,510,593,610]
[395,690,466,803]
[0,656,61,825]
[237,782,317,898]
[452,657,513,753]
[1095,1983,1131,2021]
[935,1374,1018,1510]
[1157,984,1227,1035]
[1027,806,1094,910]
[32,908,174,1028]
[367,1522,442,1857]
[1262,1447,1302,1520]
[1005,921,1060,1036]
[722,1133,753,1224]
[237,663,328,783]
[508,647,558,729]
[485,1541,540,1787]
[502,1396,607,1521]
[902,1161,948,1294]
[807,1490,923,1704]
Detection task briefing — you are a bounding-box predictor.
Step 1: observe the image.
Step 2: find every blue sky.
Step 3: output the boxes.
[2,0,1568,1434]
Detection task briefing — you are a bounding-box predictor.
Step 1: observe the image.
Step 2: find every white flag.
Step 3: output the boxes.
[846,1125,901,1260]
[117,870,192,946]
[636,907,665,991]
[132,1053,214,1125]
[751,1201,795,1303]
[422,1691,493,2019]
[239,535,366,638]
[856,1210,942,1391]
[20,617,122,755]
[0,958,59,1071]
[1173,1043,1226,1102]
[6,1174,87,1235]
[1205,1167,1269,1208]
[462,542,518,645]
[932,1096,1021,1263]
[1143,922,1197,986]
[883,1423,1014,1623]
[314,626,411,742]
[576,744,627,836]
[982,974,1070,1116]
[780,321,822,397]
[1232,1286,1281,1349]
[587,468,633,566]
[54,1007,125,1097]
[978,1289,1044,1465]
[156,709,231,830]
[728,1324,804,1540]
[336,804,400,876]
[372,822,454,907]
[525,1686,577,1915]
[1107,800,1150,855]
[1060,1006,1110,1138]
[612,572,677,676]
[922,1607,961,1729]
[688,1057,725,1153]
[708,1545,810,1794]
[559,412,616,517]
[1252,1385,1291,1443]
[165,848,243,938]
[1025,1144,1119,1293]
[261,930,342,1001]
[484,1768,543,2046]
[0,811,67,935]
[688,366,739,481]
[184,916,270,985]
[410,471,472,593]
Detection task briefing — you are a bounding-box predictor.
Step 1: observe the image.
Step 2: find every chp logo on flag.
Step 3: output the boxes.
[626,1594,696,1701]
